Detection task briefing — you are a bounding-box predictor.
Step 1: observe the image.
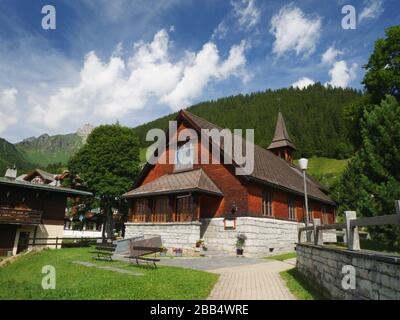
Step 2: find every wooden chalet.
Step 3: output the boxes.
[0,168,91,256]
[123,110,336,256]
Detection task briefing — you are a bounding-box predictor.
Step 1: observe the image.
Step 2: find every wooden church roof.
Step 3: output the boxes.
[267,112,296,151]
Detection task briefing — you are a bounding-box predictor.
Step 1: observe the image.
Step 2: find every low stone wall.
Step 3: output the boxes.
[125,222,201,252]
[201,217,306,257]
[124,217,337,257]
[296,243,400,300]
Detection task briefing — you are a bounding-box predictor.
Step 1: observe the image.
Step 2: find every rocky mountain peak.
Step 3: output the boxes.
[76,124,94,143]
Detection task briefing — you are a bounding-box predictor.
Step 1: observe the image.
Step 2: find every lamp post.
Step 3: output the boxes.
[299,158,310,241]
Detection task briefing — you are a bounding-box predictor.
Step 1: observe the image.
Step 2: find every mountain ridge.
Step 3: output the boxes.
[0,124,95,175]
[1,84,362,175]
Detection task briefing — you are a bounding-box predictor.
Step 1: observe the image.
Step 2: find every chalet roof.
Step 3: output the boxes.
[0,177,92,196]
[177,110,334,205]
[24,169,55,183]
[123,168,223,198]
[267,112,296,150]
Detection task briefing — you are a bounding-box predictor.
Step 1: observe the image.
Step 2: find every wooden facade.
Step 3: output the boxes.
[0,177,91,256]
[126,111,336,225]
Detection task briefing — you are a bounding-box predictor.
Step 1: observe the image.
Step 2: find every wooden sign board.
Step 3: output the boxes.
[224,217,236,230]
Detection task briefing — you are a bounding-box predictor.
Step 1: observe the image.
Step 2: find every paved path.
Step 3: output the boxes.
[159,256,296,300]
[72,261,144,276]
[158,256,266,271]
[208,259,296,300]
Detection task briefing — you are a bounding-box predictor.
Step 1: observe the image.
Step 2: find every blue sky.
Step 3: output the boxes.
[0,0,398,142]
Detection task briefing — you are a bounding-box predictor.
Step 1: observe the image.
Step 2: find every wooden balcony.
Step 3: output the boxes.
[0,207,42,225]
[131,212,195,223]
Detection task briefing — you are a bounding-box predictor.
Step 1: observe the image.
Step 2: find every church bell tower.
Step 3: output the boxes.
[267,112,296,163]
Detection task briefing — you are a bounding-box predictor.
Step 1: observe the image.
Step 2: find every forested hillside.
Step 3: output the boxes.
[0,138,35,174]
[15,133,84,167]
[132,84,362,159]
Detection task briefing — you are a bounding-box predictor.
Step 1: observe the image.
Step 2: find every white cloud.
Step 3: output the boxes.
[292,77,315,89]
[232,0,260,29]
[270,4,322,57]
[359,0,384,23]
[212,21,228,40]
[321,46,343,65]
[162,40,248,110]
[0,88,18,134]
[29,30,248,128]
[326,60,358,88]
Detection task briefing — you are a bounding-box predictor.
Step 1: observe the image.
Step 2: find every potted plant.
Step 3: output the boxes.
[173,248,183,257]
[160,246,168,257]
[236,234,247,256]
[195,240,203,248]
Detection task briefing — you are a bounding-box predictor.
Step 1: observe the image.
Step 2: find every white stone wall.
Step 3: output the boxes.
[12,223,65,255]
[125,222,201,251]
[125,217,337,257]
[297,244,400,300]
[201,217,303,257]
[63,229,103,238]
[322,230,337,242]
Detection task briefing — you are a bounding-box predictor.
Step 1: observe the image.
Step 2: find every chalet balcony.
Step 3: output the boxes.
[131,212,196,223]
[0,207,42,225]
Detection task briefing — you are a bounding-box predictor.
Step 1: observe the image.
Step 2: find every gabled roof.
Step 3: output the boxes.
[123,168,222,198]
[179,110,333,205]
[0,177,92,196]
[133,110,334,205]
[267,112,296,150]
[24,169,55,183]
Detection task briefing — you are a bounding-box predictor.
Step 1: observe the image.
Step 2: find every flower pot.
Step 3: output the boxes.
[236,248,244,255]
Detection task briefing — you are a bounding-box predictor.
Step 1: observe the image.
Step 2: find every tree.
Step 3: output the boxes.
[132,84,361,160]
[344,25,400,148]
[334,96,400,245]
[363,25,400,104]
[68,124,140,238]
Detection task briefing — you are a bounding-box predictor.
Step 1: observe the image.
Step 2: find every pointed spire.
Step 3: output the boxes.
[267,112,296,151]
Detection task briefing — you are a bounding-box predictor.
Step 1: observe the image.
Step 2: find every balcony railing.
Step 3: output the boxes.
[0,207,42,225]
[131,212,195,223]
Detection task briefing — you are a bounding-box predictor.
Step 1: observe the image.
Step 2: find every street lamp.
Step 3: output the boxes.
[299,158,310,241]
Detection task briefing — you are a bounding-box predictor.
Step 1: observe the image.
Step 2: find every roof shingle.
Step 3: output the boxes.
[267,112,296,150]
[181,110,334,205]
[123,168,223,198]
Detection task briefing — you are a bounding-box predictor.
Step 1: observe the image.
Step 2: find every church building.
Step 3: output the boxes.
[123,110,336,256]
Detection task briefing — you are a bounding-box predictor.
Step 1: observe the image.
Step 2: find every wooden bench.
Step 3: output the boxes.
[125,245,164,268]
[91,243,117,261]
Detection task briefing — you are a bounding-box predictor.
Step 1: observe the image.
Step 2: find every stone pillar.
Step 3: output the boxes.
[345,211,360,251]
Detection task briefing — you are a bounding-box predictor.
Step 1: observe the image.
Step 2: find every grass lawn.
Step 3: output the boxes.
[294,157,349,188]
[280,268,326,300]
[0,247,218,300]
[264,252,297,261]
[331,239,400,255]
[359,239,400,254]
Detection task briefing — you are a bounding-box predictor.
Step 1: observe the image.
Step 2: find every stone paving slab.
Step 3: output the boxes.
[72,261,144,276]
[208,260,296,300]
[158,256,267,271]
